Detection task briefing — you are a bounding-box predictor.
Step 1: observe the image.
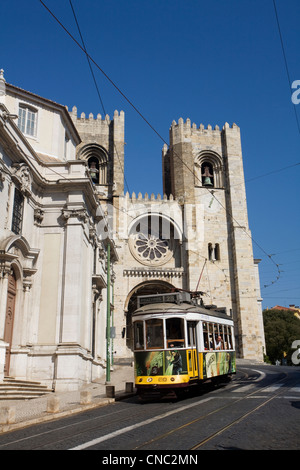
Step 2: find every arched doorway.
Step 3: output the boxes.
[125,280,175,349]
[4,269,17,376]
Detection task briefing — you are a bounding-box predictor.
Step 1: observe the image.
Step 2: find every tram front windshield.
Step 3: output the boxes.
[146,319,163,349]
[134,317,185,350]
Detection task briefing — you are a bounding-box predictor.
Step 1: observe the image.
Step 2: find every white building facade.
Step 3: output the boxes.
[0,70,117,391]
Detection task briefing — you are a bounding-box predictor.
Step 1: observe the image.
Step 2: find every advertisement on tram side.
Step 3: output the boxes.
[134,350,188,376]
[203,351,236,378]
[134,350,236,379]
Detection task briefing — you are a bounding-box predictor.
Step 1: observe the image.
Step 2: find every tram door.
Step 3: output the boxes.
[187,321,199,378]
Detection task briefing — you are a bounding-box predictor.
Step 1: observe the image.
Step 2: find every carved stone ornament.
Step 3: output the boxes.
[12,163,32,196]
[61,208,89,224]
[34,208,44,226]
[123,267,184,278]
[89,225,97,245]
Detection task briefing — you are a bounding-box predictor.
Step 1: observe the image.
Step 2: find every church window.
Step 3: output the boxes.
[135,235,169,262]
[195,152,223,188]
[79,144,109,185]
[208,243,220,261]
[201,162,214,187]
[129,214,175,266]
[11,188,24,235]
[18,105,37,137]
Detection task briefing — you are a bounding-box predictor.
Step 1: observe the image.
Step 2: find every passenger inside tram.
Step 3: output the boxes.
[203,322,233,351]
[215,335,223,350]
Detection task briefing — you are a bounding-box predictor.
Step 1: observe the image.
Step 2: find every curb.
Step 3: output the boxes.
[0,390,136,434]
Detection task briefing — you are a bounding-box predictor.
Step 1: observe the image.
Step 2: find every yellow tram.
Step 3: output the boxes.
[132,292,236,399]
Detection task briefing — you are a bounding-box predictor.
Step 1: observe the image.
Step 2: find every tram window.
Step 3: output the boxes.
[225,326,233,350]
[214,324,224,350]
[216,325,224,350]
[211,323,218,349]
[134,321,144,350]
[208,323,214,350]
[223,325,228,350]
[187,321,196,348]
[213,323,218,345]
[146,319,163,349]
[229,327,233,349]
[166,318,185,348]
[203,322,210,350]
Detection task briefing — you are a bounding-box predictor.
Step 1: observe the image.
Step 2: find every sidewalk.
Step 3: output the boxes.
[0,362,135,434]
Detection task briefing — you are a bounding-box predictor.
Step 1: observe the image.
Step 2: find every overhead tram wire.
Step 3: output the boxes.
[227,161,300,189]
[40,0,281,289]
[67,0,177,253]
[273,0,300,135]
[39,0,164,145]
[68,0,105,122]
[39,0,282,289]
[67,1,230,288]
[68,0,131,195]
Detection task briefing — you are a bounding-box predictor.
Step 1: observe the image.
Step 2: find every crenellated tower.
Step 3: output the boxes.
[163,118,264,360]
[70,107,125,198]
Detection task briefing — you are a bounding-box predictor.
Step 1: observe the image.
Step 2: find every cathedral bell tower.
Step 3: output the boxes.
[163,118,264,361]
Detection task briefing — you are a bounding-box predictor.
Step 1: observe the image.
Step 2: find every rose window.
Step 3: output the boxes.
[129,233,173,266]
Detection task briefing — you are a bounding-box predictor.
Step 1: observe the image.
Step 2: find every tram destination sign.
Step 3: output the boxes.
[137,292,190,308]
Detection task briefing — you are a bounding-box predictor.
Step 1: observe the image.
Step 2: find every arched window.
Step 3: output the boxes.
[208,243,220,261]
[195,151,224,188]
[79,144,108,185]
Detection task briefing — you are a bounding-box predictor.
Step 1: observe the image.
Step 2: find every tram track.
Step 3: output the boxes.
[190,380,290,450]
[0,372,249,450]
[0,368,297,450]
[133,371,291,450]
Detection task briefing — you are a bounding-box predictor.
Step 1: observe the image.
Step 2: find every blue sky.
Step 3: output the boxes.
[1,0,300,310]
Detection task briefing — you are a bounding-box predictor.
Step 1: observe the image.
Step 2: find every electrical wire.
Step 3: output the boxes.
[39,0,165,145]
[68,0,131,195]
[38,0,286,289]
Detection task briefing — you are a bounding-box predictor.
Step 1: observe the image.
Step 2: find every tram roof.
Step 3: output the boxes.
[132,302,231,321]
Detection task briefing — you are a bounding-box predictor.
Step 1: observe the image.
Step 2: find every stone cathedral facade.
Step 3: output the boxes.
[70,109,265,363]
[0,70,264,392]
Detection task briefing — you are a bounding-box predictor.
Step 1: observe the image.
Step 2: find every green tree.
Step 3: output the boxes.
[263,309,300,365]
